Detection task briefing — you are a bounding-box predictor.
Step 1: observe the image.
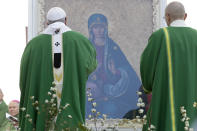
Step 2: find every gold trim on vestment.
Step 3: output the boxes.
[163,27,176,131]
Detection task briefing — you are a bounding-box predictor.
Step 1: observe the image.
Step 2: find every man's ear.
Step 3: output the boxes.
[184,13,187,20]
[65,18,67,25]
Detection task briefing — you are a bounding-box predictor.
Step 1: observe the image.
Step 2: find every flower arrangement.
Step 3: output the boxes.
[20,82,72,131]
[84,91,148,131]
[180,106,193,131]
[19,82,197,131]
[85,87,108,131]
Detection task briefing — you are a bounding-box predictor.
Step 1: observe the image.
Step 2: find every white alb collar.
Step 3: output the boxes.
[170,20,187,27]
[42,22,71,35]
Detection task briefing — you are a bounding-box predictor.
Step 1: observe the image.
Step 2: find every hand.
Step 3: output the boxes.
[0,88,4,102]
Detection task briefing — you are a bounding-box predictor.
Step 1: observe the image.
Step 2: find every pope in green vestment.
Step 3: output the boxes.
[141,19,197,130]
[19,8,97,130]
[19,29,97,130]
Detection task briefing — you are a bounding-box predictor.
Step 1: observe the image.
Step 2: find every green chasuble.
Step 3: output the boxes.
[0,101,8,127]
[19,31,97,130]
[141,27,197,131]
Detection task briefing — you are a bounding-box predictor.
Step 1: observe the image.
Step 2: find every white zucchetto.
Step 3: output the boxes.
[47,7,66,21]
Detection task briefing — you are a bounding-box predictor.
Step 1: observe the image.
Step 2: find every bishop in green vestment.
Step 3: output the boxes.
[141,2,197,131]
[19,7,97,130]
[0,100,17,131]
[0,89,18,131]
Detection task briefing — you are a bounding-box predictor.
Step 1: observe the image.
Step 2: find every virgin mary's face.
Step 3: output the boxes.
[92,24,105,38]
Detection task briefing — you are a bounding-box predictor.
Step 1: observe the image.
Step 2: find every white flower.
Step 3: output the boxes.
[45,99,49,103]
[138,98,143,103]
[88,98,93,102]
[52,81,56,86]
[88,93,92,97]
[52,104,56,107]
[102,114,107,120]
[97,112,100,116]
[137,102,145,108]
[181,117,186,122]
[48,92,52,95]
[185,121,189,127]
[182,113,187,117]
[36,107,39,110]
[180,106,186,114]
[65,103,70,107]
[141,102,145,107]
[35,101,38,104]
[137,103,141,107]
[30,96,35,100]
[136,115,140,119]
[186,117,190,121]
[28,118,32,123]
[138,109,144,114]
[50,87,56,92]
[21,107,26,111]
[184,126,189,131]
[150,125,156,129]
[50,99,54,103]
[91,108,96,113]
[137,91,142,95]
[68,115,72,119]
[193,102,197,108]
[92,102,97,107]
[25,114,30,118]
[143,115,147,119]
[181,109,186,114]
[63,104,70,109]
[52,94,57,98]
[88,115,92,119]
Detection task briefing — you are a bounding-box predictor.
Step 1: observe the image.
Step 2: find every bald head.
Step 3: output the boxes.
[165,1,187,26]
